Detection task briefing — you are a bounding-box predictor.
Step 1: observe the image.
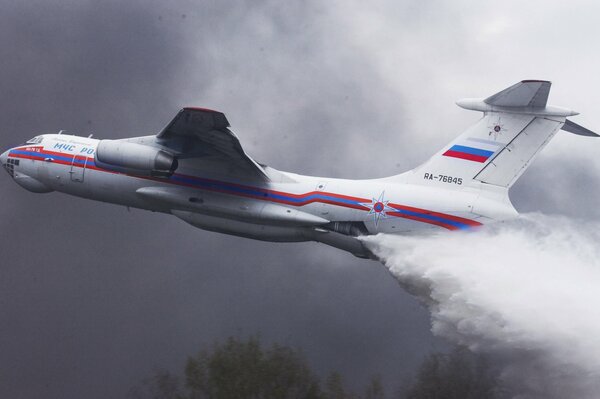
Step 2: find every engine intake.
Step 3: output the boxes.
[95,140,178,178]
[323,221,369,236]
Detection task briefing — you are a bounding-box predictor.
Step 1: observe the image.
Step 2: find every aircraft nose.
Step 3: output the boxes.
[0,149,7,165]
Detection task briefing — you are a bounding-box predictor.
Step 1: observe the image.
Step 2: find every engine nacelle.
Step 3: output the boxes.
[95,140,178,178]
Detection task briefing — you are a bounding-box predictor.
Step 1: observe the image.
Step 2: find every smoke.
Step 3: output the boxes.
[362,214,600,398]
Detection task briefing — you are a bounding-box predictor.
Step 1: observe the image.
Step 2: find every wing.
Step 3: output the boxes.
[157,107,268,180]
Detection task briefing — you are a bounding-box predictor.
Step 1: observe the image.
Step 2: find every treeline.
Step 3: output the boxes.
[129,336,504,399]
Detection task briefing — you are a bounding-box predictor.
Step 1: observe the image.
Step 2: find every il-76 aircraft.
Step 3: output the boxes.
[2,81,597,258]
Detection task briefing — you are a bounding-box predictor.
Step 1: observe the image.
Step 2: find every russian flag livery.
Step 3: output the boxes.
[442,144,494,163]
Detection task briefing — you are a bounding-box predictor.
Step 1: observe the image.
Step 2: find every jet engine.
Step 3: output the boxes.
[95,140,178,178]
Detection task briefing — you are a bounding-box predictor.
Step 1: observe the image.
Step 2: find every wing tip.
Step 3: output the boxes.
[521,79,551,84]
[563,119,600,137]
[183,106,222,113]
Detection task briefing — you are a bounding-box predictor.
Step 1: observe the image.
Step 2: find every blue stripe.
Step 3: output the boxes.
[393,209,469,230]
[11,149,472,229]
[449,145,494,158]
[172,174,470,228]
[10,149,90,164]
[171,174,361,206]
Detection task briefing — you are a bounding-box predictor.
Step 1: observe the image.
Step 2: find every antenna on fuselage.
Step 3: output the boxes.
[58,130,64,135]
[88,133,94,138]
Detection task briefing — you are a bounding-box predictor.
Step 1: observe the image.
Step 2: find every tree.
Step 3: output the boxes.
[324,372,347,399]
[128,369,182,399]
[183,336,321,399]
[363,375,385,399]
[130,337,503,399]
[402,347,500,399]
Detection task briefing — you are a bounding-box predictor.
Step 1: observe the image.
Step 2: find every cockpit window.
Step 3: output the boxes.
[26,136,43,144]
[3,158,17,177]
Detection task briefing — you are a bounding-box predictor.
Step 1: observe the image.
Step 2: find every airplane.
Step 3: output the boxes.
[2,80,597,259]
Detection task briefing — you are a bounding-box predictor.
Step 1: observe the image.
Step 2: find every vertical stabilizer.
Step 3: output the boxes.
[396,81,596,191]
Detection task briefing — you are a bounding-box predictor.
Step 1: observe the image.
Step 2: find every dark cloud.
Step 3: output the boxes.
[2,1,599,398]
[0,2,184,136]
[512,154,600,219]
[0,2,445,398]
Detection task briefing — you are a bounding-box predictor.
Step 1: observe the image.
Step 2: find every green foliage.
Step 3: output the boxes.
[324,372,347,399]
[131,338,504,399]
[363,375,384,399]
[403,346,501,399]
[128,369,183,399]
[185,336,321,399]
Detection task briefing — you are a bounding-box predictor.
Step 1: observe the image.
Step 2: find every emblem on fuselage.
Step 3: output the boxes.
[360,191,394,226]
[487,117,506,140]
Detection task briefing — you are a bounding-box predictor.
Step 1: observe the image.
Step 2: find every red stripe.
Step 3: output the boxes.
[11,151,114,174]
[169,178,369,210]
[389,203,482,227]
[174,172,370,204]
[10,148,482,229]
[184,107,221,113]
[443,150,488,163]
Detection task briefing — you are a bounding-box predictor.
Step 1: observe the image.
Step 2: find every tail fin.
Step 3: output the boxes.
[401,80,598,190]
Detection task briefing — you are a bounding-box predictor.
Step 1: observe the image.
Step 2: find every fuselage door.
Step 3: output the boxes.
[315,181,330,217]
[70,155,86,182]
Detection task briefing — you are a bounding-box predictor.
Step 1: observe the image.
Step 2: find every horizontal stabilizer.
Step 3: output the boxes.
[484,80,551,108]
[562,119,600,137]
[402,80,596,194]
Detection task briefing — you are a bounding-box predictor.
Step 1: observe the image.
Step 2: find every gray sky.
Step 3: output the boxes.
[1,1,600,397]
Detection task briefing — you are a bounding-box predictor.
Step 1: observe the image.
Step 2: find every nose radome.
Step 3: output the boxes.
[0,150,8,165]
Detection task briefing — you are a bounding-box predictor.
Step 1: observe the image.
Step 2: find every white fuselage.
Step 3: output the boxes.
[1,134,516,258]
[5,81,590,258]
